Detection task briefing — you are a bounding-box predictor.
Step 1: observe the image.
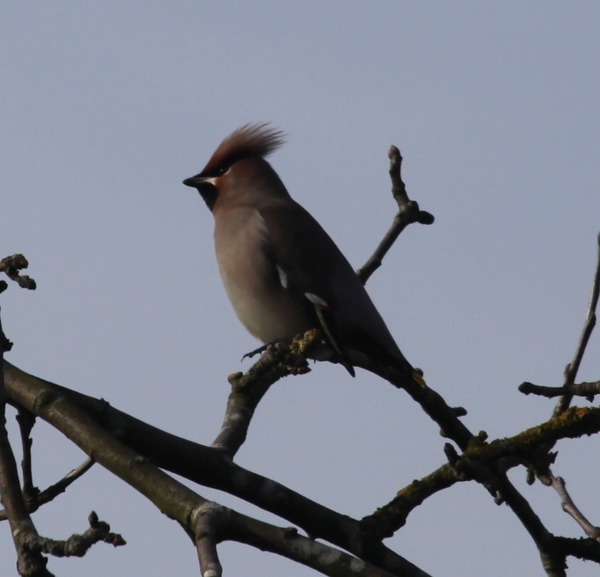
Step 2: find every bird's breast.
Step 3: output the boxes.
[214,207,311,343]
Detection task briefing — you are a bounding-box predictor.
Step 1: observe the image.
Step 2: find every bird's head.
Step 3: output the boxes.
[183,123,287,211]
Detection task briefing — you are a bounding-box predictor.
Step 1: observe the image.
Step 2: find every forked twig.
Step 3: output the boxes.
[357,146,434,284]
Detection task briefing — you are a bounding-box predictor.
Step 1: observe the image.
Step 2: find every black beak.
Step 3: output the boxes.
[183,174,204,188]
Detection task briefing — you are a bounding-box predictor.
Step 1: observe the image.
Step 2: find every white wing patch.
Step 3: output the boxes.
[304,291,329,309]
[276,264,288,289]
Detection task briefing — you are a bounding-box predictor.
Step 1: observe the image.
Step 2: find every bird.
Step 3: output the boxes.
[183,123,425,389]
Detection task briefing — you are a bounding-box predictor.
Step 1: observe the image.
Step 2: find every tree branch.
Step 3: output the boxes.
[2,360,430,577]
[362,462,465,537]
[0,458,95,521]
[357,146,434,284]
[0,310,53,577]
[520,380,600,400]
[0,254,37,292]
[551,475,600,540]
[18,511,125,557]
[553,232,600,415]
[212,333,317,457]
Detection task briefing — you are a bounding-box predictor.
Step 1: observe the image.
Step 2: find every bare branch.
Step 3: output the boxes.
[228,510,428,577]
[191,503,225,577]
[357,146,434,284]
[212,332,317,457]
[0,254,37,292]
[554,232,600,415]
[362,463,465,537]
[551,476,600,540]
[520,380,600,400]
[3,360,428,577]
[19,511,125,557]
[0,458,95,521]
[0,310,52,576]
[38,458,95,505]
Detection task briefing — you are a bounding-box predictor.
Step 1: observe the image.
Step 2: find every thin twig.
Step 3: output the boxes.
[551,476,600,540]
[520,380,600,400]
[19,511,126,557]
[554,232,600,416]
[42,458,95,501]
[0,458,95,522]
[357,146,434,284]
[0,254,37,292]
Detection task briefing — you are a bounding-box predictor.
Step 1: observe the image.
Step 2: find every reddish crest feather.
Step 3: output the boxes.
[202,123,286,174]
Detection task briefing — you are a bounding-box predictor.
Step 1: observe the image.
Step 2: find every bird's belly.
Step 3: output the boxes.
[215,212,311,343]
[220,265,310,343]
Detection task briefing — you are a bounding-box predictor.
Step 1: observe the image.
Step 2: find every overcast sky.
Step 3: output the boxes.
[1,3,599,576]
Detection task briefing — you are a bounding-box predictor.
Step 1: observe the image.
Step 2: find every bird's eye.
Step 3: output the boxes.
[214,165,228,176]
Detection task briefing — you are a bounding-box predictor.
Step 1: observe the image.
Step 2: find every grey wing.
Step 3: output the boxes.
[258,201,358,375]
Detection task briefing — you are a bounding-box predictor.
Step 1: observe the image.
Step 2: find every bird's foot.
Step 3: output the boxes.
[242,343,272,361]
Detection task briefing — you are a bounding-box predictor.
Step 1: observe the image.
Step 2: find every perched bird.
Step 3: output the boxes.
[183,123,425,389]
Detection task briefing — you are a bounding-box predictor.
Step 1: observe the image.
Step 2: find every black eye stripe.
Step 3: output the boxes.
[206,151,248,178]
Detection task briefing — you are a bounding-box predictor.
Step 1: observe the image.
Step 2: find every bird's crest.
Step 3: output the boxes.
[202,123,285,175]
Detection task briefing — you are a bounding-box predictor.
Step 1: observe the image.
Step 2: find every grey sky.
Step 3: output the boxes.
[1,3,599,576]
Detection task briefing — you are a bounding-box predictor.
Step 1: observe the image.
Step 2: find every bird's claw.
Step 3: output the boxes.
[242,343,271,361]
